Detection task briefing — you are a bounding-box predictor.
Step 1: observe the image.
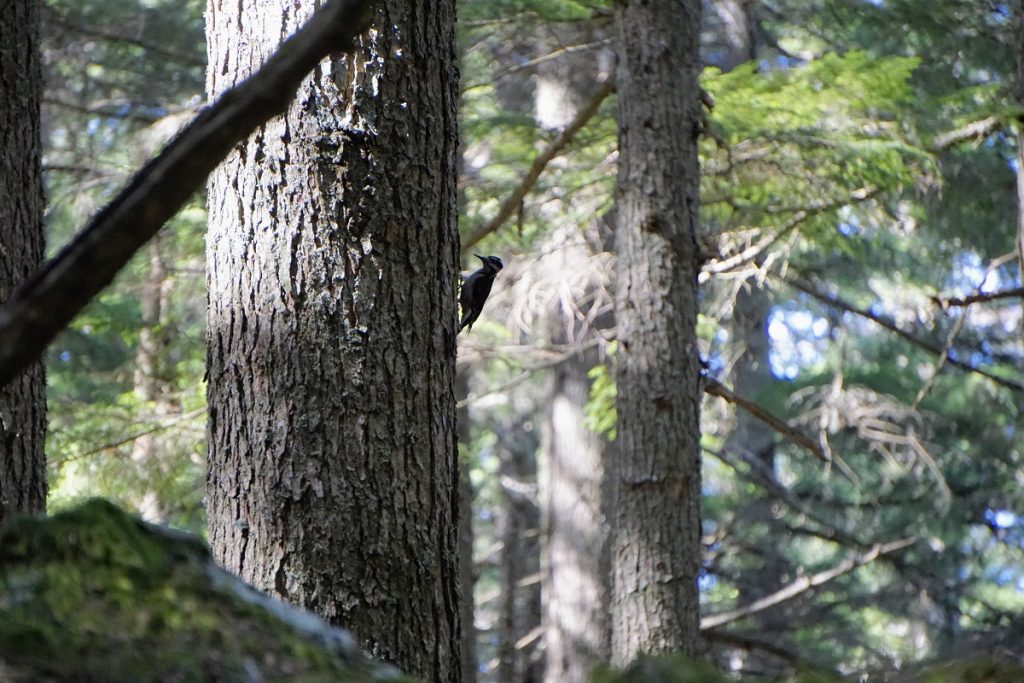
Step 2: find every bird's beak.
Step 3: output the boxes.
[475,254,486,262]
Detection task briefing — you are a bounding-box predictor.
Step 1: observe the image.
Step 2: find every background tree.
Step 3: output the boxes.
[204,1,461,679]
[610,0,704,662]
[0,0,47,526]
[42,0,207,531]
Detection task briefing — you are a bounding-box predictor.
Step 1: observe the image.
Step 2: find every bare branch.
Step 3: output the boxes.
[931,286,1024,309]
[463,39,611,92]
[932,116,1002,150]
[783,276,1024,393]
[460,79,614,255]
[0,0,374,388]
[704,377,829,462]
[700,538,916,630]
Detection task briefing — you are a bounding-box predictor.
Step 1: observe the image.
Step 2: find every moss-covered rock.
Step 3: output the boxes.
[0,499,408,682]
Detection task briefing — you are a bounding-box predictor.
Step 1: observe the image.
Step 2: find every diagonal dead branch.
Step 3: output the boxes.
[700,537,916,630]
[0,0,374,388]
[460,79,614,255]
[704,377,829,462]
[782,276,1024,393]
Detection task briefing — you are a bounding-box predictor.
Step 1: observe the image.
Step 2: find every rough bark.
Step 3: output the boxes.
[611,0,704,664]
[204,2,461,680]
[0,0,47,526]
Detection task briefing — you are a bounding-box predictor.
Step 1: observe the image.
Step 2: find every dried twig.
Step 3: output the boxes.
[931,286,1024,309]
[783,276,1024,393]
[704,377,829,462]
[700,537,916,630]
[460,79,614,254]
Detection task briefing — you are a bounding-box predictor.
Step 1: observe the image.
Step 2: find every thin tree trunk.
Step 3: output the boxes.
[544,346,612,683]
[496,417,542,683]
[1016,1,1024,283]
[457,370,479,683]
[131,236,174,522]
[610,0,704,664]
[713,0,786,606]
[204,2,461,680]
[0,0,46,526]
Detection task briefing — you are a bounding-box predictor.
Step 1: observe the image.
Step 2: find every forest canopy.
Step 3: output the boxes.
[0,0,1022,680]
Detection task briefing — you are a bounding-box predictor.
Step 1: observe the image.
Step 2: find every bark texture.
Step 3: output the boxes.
[205,2,461,680]
[611,0,704,664]
[0,0,46,525]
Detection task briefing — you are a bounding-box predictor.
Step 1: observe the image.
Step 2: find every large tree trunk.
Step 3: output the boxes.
[204,2,461,680]
[0,0,46,526]
[610,0,704,664]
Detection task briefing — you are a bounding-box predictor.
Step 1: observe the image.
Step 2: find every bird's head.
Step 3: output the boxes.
[475,254,504,273]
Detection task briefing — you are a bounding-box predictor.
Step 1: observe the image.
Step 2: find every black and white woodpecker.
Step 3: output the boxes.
[459,254,504,334]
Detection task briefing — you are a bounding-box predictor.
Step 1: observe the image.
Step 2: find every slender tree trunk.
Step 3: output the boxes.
[544,346,612,682]
[496,417,542,683]
[712,0,786,605]
[131,236,174,522]
[610,0,704,664]
[1016,1,1024,283]
[0,0,46,526]
[457,370,479,683]
[204,2,461,680]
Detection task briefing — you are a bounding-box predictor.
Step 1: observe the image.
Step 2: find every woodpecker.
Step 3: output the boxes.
[459,254,503,334]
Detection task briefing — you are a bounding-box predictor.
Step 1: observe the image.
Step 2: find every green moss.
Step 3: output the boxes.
[0,500,407,682]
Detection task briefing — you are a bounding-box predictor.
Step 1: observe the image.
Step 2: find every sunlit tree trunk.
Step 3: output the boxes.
[610,0,704,663]
[204,2,461,679]
[0,0,46,526]
[544,343,612,682]
[533,25,615,683]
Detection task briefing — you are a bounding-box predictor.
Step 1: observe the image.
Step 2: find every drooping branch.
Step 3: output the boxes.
[460,79,614,255]
[704,377,829,462]
[0,0,373,388]
[700,537,916,630]
[783,276,1024,393]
